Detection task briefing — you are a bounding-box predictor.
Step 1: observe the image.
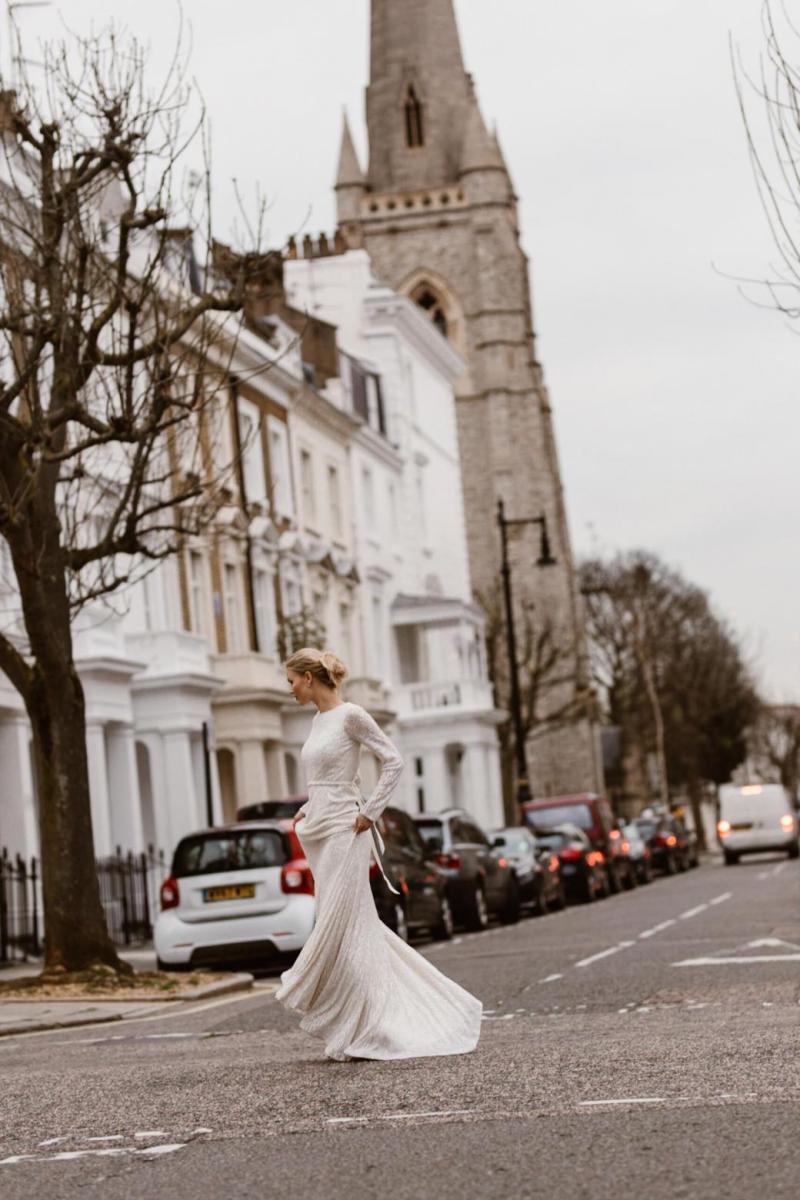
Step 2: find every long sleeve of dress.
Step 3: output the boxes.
[345,705,404,823]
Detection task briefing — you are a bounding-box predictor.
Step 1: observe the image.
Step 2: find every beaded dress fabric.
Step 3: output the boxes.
[275,702,482,1061]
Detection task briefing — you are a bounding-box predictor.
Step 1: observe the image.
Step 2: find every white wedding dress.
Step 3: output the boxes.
[276,701,482,1060]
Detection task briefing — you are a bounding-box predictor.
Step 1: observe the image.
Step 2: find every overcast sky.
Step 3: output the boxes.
[17,1,800,699]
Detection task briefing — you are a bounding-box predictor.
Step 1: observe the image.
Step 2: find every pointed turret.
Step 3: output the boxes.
[334,112,366,223]
[459,102,511,204]
[366,0,473,193]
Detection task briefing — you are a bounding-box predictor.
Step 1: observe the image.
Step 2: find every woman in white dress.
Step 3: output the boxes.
[276,647,482,1061]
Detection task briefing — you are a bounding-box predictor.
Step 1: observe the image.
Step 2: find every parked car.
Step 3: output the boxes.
[635,814,690,874]
[531,823,607,904]
[155,821,315,970]
[491,826,566,915]
[608,824,638,890]
[413,809,520,929]
[622,822,652,884]
[372,806,454,942]
[237,796,306,821]
[522,792,626,892]
[717,783,800,864]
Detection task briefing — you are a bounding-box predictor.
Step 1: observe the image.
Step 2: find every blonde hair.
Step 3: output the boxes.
[285,647,348,690]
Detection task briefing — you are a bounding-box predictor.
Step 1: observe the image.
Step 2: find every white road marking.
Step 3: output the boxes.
[86,1135,124,1143]
[134,1131,168,1138]
[579,1097,667,1107]
[541,974,562,983]
[639,919,676,939]
[326,1109,474,1126]
[0,1145,186,1166]
[680,904,708,920]
[575,941,634,969]
[709,892,732,905]
[674,954,800,966]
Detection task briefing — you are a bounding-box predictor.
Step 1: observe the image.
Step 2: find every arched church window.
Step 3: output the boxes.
[404,85,424,148]
[413,286,448,338]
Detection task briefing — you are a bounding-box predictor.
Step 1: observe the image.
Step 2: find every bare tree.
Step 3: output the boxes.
[748,705,800,801]
[580,552,759,845]
[733,0,800,317]
[0,26,264,976]
[478,578,592,815]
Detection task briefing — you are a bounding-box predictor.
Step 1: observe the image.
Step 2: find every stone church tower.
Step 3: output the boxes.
[334,0,603,804]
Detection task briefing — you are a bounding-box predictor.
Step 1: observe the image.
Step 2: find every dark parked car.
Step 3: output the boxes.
[491,826,565,915]
[607,825,638,890]
[622,822,652,884]
[532,823,607,904]
[635,814,692,874]
[238,796,306,822]
[372,807,454,942]
[413,809,520,929]
[522,793,627,893]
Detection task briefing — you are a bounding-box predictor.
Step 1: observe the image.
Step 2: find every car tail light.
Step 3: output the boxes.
[160,876,180,910]
[435,852,462,870]
[586,851,603,867]
[780,814,795,831]
[281,859,314,895]
[717,819,731,837]
[666,835,677,847]
[497,856,508,868]
[621,841,630,854]
[559,847,583,862]
[548,855,560,872]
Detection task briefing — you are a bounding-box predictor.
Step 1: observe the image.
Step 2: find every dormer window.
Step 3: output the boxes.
[404,85,424,148]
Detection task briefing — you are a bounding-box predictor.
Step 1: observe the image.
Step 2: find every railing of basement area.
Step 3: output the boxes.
[0,846,167,964]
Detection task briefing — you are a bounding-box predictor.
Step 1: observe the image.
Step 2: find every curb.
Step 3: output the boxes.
[0,973,254,1038]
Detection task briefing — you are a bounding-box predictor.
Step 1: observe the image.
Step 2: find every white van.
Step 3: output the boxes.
[717,784,799,865]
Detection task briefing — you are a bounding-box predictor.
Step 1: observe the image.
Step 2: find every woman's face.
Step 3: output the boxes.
[287,668,314,705]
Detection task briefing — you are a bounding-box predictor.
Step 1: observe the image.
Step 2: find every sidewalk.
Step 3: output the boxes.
[0,953,253,1037]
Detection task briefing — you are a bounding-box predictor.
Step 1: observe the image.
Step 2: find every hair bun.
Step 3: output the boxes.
[321,650,347,688]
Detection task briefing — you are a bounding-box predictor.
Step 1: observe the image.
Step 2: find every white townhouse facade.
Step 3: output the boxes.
[286,246,504,826]
[0,248,504,865]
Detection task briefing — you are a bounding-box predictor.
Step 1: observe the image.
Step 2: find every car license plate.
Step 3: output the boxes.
[731,823,752,832]
[204,884,256,902]
[561,864,576,876]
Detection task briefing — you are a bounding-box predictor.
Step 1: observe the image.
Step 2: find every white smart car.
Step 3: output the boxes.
[717,784,800,865]
[154,821,315,970]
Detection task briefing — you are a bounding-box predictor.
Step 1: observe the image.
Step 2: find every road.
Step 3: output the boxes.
[1,853,798,1199]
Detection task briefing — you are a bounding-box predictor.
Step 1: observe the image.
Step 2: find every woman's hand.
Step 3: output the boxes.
[353,814,373,835]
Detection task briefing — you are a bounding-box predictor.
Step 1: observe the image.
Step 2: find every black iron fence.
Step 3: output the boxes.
[0,846,167,964]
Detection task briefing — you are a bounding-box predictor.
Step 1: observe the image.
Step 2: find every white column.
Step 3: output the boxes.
[423,749,450,817]
[0,714,38,858]
[163,730,201,845]
[106,724,145,853]
[264,742,288,800]
[237,739,270,809]
[137,733,172,854]
[85,722,113,856]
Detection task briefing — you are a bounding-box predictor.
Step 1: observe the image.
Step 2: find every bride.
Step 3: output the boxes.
[276,647,482,1061]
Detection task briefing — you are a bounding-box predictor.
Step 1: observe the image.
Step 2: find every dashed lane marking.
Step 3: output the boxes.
[709,892,732,905]
[1,1145,186,1166]
[575,941,634,969]
[579,1097,668,1107]
[639,919,676,939]
[541,974,563,983]
[680,903,708,920]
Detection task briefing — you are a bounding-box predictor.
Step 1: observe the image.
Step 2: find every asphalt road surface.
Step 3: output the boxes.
[1,853,798,1199]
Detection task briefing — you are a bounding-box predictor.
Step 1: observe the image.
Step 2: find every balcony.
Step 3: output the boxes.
[395,678,496,720]
[212,652,287,698]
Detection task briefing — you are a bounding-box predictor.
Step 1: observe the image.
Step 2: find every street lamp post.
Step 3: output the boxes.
[496,499,557,820]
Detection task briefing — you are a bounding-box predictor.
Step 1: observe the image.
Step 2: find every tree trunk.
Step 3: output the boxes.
[686,775,708,853]
[7,493,128,976]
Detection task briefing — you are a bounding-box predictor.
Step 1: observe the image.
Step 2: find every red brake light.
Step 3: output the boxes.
[559,847,583,862]
[435,852,462,870]
[281,859,314,895]
[497,856,508,868]
[160,876,180,910]
[666,835,677,847]
[548,855,559,872]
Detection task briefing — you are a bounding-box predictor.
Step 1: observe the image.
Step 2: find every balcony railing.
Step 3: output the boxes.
[396,678,495,718]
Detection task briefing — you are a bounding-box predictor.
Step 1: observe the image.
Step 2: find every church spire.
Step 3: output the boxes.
[367,0,473,193]
[335,111,366,223]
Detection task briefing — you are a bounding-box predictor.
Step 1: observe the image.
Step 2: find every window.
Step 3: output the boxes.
[387,481,399,539]
[361,467,376,535]
[283,575,301,618]
[223,562,242,653]
[267,416,292,518]
[238,399,266,503]
[414,287,448,338]
[328,465,342,539]
[300,448,316,526]
[371,593,384,675]
[351,361,369,422]
[253,567,276,656]
[404,84,424,148]
[188,550,208,637]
